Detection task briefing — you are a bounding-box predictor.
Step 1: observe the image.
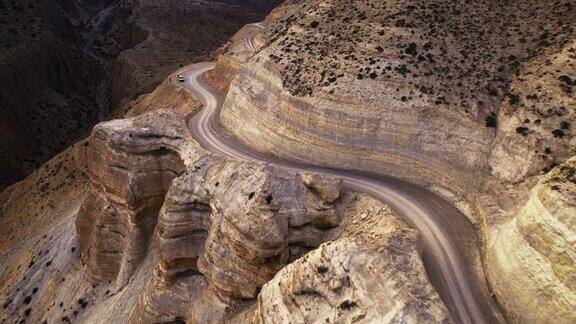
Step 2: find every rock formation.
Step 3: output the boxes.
[47,109,444,323]
[219,0,575,194]
[237,195,449,323]
[76,113,186,287]
[209,0,576,321]
[131,155,346,322]
[487,157,576,323]
[68,109,445,323]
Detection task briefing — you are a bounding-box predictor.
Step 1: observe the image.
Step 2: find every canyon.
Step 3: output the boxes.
[1,0,575,323]
[0,0,281,190]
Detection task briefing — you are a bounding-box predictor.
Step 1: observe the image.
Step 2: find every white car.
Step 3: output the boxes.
[177,74,185,82]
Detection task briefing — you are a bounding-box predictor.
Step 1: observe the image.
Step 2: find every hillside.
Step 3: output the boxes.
[0,0,282,190]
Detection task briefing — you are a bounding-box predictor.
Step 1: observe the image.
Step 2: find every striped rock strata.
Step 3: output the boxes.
[487,157,576,323]
[72,110,448,323]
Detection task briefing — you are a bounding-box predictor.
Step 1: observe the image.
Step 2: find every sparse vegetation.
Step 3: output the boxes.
[516,127,530,136]
[485,113,497,128]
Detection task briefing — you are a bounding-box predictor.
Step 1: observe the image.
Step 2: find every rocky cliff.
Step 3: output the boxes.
[487,157,576,323]
[0,109,450,323]
[237,195,448,323]
[1,0,575,322]
[220,0,575,194]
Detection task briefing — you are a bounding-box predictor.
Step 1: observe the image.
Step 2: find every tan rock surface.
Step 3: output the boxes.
[238,194,449,323]
[487,157,576,323]
[3,1,575,322]
[68,110,447,323]
[219,0,572,195]
[212,1,576,322]
[76,111,186,287]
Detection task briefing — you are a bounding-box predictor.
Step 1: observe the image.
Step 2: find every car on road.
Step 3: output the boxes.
[178,74,185,82]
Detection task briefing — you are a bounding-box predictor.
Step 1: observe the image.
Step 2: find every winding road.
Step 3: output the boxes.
[180,24,504,324]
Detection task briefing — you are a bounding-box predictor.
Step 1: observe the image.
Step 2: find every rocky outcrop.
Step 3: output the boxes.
[134,166,449,323]
[75,112,186,287]
[162,164,342,300]
[132,149,346,321]
[219,0,575,197]
[237,194,449,323]
[487,157,576,323]
[63,109,447,323]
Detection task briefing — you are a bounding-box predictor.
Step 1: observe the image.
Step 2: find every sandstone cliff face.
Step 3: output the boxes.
[132,156,346,322]
[26,109,445,323]
[238,195,449,323]
[487,157,576,323]
[76,113,186,287]
[219,0,575,197]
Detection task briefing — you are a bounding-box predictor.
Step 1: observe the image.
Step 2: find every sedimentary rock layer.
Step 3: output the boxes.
[213,1,576,321]
[490,39,576,182]
[68,109,448,323]
[75,112,186,287]
[218,0,575,199]
[487,157,576,323]
[237,194,449,323]
[133,158,346,322]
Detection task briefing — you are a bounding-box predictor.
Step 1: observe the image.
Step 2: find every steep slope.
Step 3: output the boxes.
[487,157,576,323]
[237,196,448,323]
[2,0,575,323]
[220,0,575,194]
[0,0,282,191]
